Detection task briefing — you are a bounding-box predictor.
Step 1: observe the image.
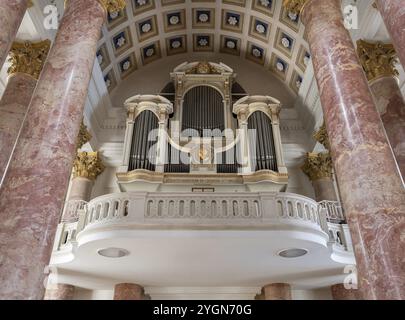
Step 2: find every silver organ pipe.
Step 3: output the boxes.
[248,111,278,172]
[129,110,158,171]
[181,86,225,136]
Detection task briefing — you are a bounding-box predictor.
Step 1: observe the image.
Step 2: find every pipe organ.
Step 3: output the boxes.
[128,110,158,171]
[118,62,288,192]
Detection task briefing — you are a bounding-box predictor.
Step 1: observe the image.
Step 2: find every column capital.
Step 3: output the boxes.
[313,123,330,150]
[76,121,92,149]
[301,152,333,181]
[8,40,51,79]
[97,0,126,14]
[282,0,309,15]
[73,151,104,180]
[357,40,399,82]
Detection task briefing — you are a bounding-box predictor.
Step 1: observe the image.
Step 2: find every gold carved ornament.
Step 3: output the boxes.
[76,121,92,149]
[357,40,399,82]
[186,62,221,75]
[73,151,105,180]
[313,123,330,151]
[282,0,308,15]
[301,152,333,181]
[97,0,126,14]
[8,40,51,79]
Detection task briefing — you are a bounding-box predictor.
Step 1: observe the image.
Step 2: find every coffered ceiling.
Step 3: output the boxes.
[96,0,312,96]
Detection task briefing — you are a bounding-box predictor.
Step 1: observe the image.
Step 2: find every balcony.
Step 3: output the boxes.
[50,192,355,290]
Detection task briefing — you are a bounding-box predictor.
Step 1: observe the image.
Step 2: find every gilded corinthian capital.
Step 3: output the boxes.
[313,123,330,150]
[73,152,105,180]
[282,0,308,15]
[98,0,126,14]
[301,152,333,181]
[8,40,51,79]
[76,121,92,149]
[357,40,399,81]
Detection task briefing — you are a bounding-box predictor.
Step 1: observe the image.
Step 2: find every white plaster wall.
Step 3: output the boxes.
[286,167,315,199]
[91,167,120,199]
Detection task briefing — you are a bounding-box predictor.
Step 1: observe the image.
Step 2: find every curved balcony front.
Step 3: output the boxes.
[50,192,355,290]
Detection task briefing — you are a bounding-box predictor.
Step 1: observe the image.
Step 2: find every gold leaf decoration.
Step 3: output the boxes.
[301,152,333,181]
[73,151,105,180]
[8,40,51,79]
[357,39,398,81]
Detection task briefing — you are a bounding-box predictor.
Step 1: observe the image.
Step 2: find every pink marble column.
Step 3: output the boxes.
[263,283,292,300]
[0,40,50,185]
[301,0,405,300]
[376,0,405,68]
[44,284,75,300]
[312,178,338,202]
[0,0,28,68]
[0,73,37,184]
[331,284,361,300]
[0,0,106,300]
[369,76,405,179]
[114,283,144,300]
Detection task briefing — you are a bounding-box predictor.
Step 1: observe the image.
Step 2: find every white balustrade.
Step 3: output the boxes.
[61,200,88,222]
[318,200,346,222]
[54,192,353,255]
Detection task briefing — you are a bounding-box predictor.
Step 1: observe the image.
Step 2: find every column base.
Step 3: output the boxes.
[44,284,75,300]
[263,283,292,300]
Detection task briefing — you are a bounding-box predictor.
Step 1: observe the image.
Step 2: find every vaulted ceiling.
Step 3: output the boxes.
[96,0,312,96]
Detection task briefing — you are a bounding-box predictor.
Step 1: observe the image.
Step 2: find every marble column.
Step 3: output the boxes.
[302,152,337,202]
[44,284,75,300]
[114,283,144,300]
[263,283,292,300]
[375,0,405,68]
[0,40,50,185]
[331,284,361,300]
[0,0,126,300]
[283,0,405,299]
[0,0,29,68]
[357,40,405,179]
[61,151,104,222]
